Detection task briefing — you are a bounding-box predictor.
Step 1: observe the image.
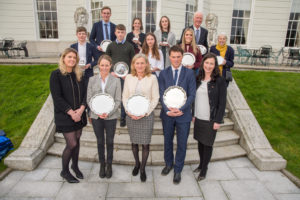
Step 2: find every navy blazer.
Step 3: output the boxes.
[179,26,208,49]
[89,21,116,48]
[210,45,234,77]
[70,42,97,78]
[158,66,196,123]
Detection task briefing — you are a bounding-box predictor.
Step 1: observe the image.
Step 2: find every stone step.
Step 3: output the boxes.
[47,143,246,165]
[84,117,234,134]
[54,130,239,151]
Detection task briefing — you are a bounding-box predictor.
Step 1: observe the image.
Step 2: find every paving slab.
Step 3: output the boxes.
[225,157,255,168]
[220,180,276,200]
[249,168,300,194]
[153,166,202,198]
[55,182,107,200]
[21,168,49,181]
[0,171,26,197]
[275,194,300,200]
[6,181,62,198]
[106,182,154,198]
[0,198,54,200]
[199,180,229,200]
[231,167,257,180]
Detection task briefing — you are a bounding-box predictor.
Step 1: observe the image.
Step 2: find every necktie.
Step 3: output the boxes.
[173,69,178,85]
[104,23,109,40]
[196,29,200,43]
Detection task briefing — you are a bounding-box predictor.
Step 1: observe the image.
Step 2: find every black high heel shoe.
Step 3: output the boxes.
[71,165,84,179]
[140,170,146,182]
[132,163,140,176]
[60,171,79,183]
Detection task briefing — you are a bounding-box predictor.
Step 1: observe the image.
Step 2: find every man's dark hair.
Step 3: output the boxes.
[115,24,126,31]
[169,45,184,56]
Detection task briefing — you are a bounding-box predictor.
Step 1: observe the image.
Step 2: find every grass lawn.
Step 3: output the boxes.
[0,64,57,172]
[232,70,300,178]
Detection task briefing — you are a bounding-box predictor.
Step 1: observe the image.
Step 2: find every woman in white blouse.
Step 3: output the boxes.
[141,32,164,77]
[123,53,159,182]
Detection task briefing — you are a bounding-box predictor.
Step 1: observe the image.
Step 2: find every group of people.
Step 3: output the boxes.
[49,6,234,185]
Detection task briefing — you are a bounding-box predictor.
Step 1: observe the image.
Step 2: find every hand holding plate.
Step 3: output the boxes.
[97,46,103,52]
[98,113,108,119]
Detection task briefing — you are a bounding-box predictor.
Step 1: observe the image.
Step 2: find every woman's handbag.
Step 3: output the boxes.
[225,70,232,82]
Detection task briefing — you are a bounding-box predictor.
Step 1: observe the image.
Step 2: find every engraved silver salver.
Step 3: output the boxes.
[197,45,207,55]
[113,62,129,77]
[182,52,196,66]
[100,39,112,52]
[163,86,187,109]
[89,93,115,115]
[127,94,150,116]
[217,56,225,65]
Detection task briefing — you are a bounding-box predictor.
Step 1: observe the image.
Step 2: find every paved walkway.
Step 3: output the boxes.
[1,156,299,200]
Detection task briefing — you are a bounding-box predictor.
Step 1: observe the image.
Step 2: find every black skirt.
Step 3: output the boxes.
[193,118,217,146]
[56,114,87,133]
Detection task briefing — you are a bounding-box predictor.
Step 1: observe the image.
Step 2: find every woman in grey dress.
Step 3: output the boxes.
[123,53,159,182]
[87,55,121,179]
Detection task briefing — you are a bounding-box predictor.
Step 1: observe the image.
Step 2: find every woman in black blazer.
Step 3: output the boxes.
[50,48,87,183]
[193,53,227,181]
[126,17,145,54]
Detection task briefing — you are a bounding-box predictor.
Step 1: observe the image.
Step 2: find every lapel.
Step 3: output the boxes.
[166,67,174,87]
[74,43,78,51]
[99,21,104,40]
[104,74,113,93]
[177,66,186,87]
[86,43,90,58]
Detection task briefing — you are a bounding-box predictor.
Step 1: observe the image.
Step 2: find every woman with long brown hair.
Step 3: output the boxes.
[141,33,164,77]
[50,48,87,183]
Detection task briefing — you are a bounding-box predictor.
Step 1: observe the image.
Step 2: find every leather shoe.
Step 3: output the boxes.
[193,165,202,173]
[99,163,106,178]
[173,172,181,184]
[197,174,206,181]
[71,164,84,179]
[60,171,79,183]
[132,163,140,176]
[161,166,173,176]
[106,164,112,179]
[120,118,126,127]
[140,170,147,182]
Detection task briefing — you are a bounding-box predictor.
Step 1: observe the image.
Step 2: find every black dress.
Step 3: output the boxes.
[50,69,87,133]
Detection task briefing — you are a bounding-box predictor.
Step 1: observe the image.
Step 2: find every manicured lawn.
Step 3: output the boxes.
[232,70,300,178]
[0,64,57,172]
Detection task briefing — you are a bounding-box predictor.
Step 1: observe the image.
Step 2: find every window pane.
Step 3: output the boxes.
[50,2,56,11]
[44,1,50,10]
[233,10,238,17]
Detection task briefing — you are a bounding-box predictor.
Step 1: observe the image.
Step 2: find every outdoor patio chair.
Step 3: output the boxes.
[251,45,272,66]
[287,48,300,66]
[2,38,14,58]
[237,46,252,64]
[12,40,29,57]
[270,47,283,66]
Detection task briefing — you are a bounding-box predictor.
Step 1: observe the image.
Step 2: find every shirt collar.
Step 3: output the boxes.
[171,65,182,72]
[116,39,126,44]
[193,25,201,31]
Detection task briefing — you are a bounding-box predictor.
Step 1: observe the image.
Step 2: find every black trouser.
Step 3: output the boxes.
[120,78,126,120]
[198,141,213,176]
[92,118,117,164]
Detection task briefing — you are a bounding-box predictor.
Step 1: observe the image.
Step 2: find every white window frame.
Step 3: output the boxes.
[185,0,197,28]
[33,0,59,41]
[129,0,161,33]
[285,0,300,47]
[230,0,254,46]
[86,0,103,33]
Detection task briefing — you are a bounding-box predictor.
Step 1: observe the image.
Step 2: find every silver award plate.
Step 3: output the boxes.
[163,86,187,109]
[197,45,207,55]
[100,39,112,52]
[113,62,129,77]
[182,52,196,66]
[127,94,150,116]
[90,93,115,115]
[217,56,225,65]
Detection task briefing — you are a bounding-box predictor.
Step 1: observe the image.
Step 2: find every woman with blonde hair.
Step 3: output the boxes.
[142,32,164,77]
[123,53,159,182]
[180,28,202,71]
[50,48,87,183]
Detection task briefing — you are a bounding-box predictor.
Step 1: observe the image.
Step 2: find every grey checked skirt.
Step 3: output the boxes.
[126,112,154,144]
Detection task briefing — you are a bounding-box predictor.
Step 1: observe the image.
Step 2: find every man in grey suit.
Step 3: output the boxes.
[179,11,208,50]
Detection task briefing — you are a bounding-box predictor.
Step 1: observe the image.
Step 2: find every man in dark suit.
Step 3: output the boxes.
[179,11,208,49]
[89,6,116,60]
[158,45,196,184]
[70,26,97,84]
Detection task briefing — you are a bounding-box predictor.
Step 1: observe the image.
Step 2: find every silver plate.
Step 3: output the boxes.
[100,39,112,52]
[182,52,195,66]
[217,56,225,65]
[113,62,129,77]
[89,93,115,115]
[197,45,207,55]
[127,94,150,116]
[163,86,187,109]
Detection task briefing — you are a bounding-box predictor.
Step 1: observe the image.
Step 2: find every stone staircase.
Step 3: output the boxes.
[47,104,247,165]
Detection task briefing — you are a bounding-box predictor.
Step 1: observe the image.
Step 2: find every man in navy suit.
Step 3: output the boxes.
[158,45,196,184]
[70,26,97,85]
[89,6,116,60]
[179,11,208,49]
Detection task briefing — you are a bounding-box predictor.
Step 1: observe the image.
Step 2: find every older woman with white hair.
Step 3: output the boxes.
[209,32,234,86]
